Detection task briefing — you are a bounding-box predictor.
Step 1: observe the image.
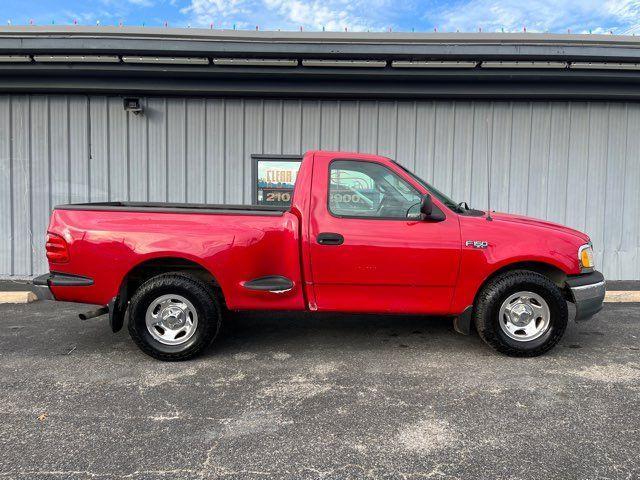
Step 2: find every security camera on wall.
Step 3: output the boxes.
[123,98,143,115]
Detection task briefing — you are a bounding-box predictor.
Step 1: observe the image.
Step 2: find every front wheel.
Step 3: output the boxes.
[128,272,222,361]
[473,270,568,357]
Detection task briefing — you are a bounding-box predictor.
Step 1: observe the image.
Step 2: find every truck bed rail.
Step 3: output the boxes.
[54,202,288,216]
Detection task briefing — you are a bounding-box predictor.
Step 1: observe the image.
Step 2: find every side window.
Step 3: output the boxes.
[329,160,423,219]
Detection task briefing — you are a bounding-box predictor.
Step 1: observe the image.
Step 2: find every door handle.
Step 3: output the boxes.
[317,232,344,245]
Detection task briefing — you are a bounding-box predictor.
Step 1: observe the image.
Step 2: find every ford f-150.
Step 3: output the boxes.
[34,150,606,360]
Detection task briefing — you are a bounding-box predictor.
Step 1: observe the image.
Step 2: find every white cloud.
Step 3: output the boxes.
[181,0,395,30]
[429,0,640,33]
[19,0,640,33]
[264,0,372,31]
[604,0,640,33]
[100,0,156,7]
[128,0,155,6]
[182,0,251,20]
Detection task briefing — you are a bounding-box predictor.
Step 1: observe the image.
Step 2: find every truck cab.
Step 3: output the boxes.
[35,150,606,360]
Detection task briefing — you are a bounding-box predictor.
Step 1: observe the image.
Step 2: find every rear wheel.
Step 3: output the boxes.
[473,270,568,357]
[128,272,221,361]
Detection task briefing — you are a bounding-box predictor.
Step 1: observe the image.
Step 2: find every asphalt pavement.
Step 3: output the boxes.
[0,301,638,479]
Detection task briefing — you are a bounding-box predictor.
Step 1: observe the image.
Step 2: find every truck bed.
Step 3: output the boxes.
[45,204,304,310]
[55,202,287,216]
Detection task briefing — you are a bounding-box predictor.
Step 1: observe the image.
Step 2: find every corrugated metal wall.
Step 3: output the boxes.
[1,95,639,279]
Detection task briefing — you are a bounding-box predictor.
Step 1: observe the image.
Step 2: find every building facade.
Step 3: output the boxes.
[0,28,639,279]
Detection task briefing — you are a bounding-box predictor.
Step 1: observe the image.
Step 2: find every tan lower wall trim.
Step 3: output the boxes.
[604,291,640,303]
[0,290,638,304]
[0,291,38,304]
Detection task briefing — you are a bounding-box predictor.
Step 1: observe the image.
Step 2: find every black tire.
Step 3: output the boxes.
[473,270,568,357]
[128,272,222,361]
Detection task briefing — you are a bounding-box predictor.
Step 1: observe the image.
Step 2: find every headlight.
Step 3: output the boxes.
[578,243,594,271]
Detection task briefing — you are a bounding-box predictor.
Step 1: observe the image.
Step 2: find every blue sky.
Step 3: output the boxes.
[4,0,640,34]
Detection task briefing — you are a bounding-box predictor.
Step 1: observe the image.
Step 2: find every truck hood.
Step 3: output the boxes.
[490,212,590,243]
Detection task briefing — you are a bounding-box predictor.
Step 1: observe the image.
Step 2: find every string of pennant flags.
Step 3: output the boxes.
[4,19,627,35]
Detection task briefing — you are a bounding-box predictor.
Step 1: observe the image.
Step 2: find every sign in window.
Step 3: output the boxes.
[253,155,302,207]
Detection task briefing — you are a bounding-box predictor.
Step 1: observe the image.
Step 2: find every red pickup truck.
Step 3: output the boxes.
[35,150,605,360]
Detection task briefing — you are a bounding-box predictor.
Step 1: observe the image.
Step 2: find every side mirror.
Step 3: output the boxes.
[420,194,434,217]
[420,194,445,222]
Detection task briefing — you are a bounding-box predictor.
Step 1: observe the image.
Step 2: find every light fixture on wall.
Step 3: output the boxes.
[123,98,143,115]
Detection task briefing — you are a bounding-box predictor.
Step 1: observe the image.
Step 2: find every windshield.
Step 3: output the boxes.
[394,162,464,213]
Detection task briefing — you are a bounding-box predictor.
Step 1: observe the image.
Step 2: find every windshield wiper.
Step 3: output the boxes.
[445,201,464,213]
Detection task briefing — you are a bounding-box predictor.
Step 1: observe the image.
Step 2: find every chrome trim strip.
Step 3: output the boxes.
[268,288,293,294]
[571,280,605,291]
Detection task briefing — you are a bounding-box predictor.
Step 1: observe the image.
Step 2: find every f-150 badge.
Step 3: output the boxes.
[466,240,489,248]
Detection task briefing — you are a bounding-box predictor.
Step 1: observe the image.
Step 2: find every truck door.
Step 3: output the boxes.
[308,155,461,314]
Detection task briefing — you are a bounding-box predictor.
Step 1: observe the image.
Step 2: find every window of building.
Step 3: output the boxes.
[253,155,302,207]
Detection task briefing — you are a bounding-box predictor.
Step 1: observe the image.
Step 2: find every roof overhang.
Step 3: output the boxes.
[2,27,640,99]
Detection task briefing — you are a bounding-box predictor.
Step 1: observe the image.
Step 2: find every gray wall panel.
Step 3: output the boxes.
[603,104,626,278]
[283,100,302,155]
[414,102,436,184]
[566,103,589,233]
[205,99,225,204]
[451,102,473,204]
[396,102,416,170]
[11,96,31,276]
[167,99,186,203]
[1,94,639,279]
[433,102,455,197]
[586,103,609,257]
[301,100,320,151]
[89,97,109,202]
[30,96,50,276]
[147,98,168,202]
[358,101,378,155]
[377,102,397,159]
[509,103,532,215]
[244,100,263,204]
[470,103,491,210]
[50,97,69,208]
[0,97,11,274]
[545,103,570,225]
[339,101,358,152]
[621,108,640,280]
[320,101,339,151]
[128,98,148,202]
[527,103,551,220]
[69,96,89,204]
[186,98,206,204]
[490,102,511,213]
[264,100,283,154]
[225,99,244,205]
[108,97,128,202]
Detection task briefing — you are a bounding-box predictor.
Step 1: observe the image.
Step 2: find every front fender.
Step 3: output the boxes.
[449,216,583,315]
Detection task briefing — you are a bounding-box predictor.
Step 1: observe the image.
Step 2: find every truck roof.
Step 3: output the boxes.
[305,150,390,162]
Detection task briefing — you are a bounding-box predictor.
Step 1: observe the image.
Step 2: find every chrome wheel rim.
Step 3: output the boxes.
[145,294,198,346]
[498,291,550,342]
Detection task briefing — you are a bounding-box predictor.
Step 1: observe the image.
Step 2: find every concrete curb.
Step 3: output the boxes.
[0,291,38,304]
[604,291,640,303]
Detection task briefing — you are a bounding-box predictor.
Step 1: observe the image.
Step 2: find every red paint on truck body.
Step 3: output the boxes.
[45,150,587,317]
[48,209,305,310]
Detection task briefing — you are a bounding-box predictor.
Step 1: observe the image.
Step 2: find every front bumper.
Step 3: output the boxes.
[32,272,94,301]
[565,271,606,321]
